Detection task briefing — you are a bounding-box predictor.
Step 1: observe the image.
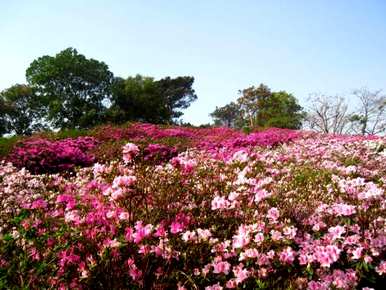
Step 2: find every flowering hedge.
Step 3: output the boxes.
[7,137,98,174]
[0,128,385,289]
[5,124,302,173]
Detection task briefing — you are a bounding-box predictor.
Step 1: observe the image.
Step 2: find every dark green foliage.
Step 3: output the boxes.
[108,75,165,124]
[256,91,305,129]
[156,76,197,121]
[108,75,197,124]
[211,83,305,130]
[210,101,242,128]
[0,84,44,135]
[0,98,8,136]
[0,48,198,136]
[26,48,114,130]
[0,136,21,159]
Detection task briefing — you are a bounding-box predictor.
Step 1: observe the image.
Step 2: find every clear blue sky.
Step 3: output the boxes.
[1,0,386,125]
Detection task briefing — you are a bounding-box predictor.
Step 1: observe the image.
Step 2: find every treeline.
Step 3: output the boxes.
[1,48,385,136]
[210,85,386,135]
[0,48,197,136]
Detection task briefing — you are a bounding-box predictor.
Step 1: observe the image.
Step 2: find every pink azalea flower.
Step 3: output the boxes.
[133,221,153,244]
[254,189,271,203]
[279,247,296,264]
[122,143,140,163]
[205,283,223,290]
[232,225,250,249]
[212,260,231,275]
[270,230,283,241]
[170,221,184,234]
[314,245,341,267]
[351,247,363,260]
[267,207,280,221]
[225,279,237,288]
[197,228,212,241]
[233,264,249,284]
[31,198,47,209]
[328,225,346,240]
[211,196,230,210]
[376,261,386,275]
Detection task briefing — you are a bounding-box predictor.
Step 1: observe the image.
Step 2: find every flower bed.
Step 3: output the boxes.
[0,128,385,289]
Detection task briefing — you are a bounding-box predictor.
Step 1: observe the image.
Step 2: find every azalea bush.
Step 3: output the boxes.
[0,124,385,289]
[7,137,98,174]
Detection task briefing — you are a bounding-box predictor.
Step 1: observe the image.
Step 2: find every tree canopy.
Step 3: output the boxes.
[26,48,114,129]
[156,76,197,121]
[210,102,241,128]
[108,75,164,124]
[0,48,198,136]
[0,97,8,136]
[108,75,197,124]
[210,84,305,130]
[0,84,44,135]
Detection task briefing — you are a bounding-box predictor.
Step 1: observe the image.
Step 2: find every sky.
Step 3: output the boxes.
[1,0,386,125]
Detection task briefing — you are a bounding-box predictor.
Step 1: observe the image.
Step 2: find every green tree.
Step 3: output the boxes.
[26,48,113,129]
[108,75,165,124]
[108,75,197,124]
[209,102,242,128]
[0,97,8,135]
[213,84,304,130]
[256,91,305,129]
[156,76,197,122]
[0,84,44,135]
[237,84,271,128]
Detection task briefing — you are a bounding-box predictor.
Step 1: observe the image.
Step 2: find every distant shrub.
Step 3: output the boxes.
[0,136,21,159]
[8,137,98,174]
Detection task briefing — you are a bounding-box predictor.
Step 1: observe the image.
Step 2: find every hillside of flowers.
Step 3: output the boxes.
[1,123,385,289]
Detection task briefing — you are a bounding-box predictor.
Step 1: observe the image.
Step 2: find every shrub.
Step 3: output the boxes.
[8,137,98,174]
[0,136,21,159]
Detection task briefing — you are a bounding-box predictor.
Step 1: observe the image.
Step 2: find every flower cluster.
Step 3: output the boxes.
[7,137,98,173]
[0,124,385,289]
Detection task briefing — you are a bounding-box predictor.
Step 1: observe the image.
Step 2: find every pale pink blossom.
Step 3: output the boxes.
[211,196,230,210]
[205,283,223,290]
[279,247,296,264]
[254,189,271,203]
[314,245,341,267]
[328,225,346,240]
[122,143,140,163]
[232,264,249,284]
[267,207,280,221]
[376,261,386,275]
[212,259,231,275]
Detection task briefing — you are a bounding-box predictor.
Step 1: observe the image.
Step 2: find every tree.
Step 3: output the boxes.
[255,91,305,129]
[210,102,242,128]
[212,84,304,130]
[156,76,197,122]
[108,75,166,124]
[304,94,350,134]
[349,88,386,135]
[237,84,271,128]
[26,48,113,129]
[108,75,197,124]
[0,97,8,136]
[0,84,44,135]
